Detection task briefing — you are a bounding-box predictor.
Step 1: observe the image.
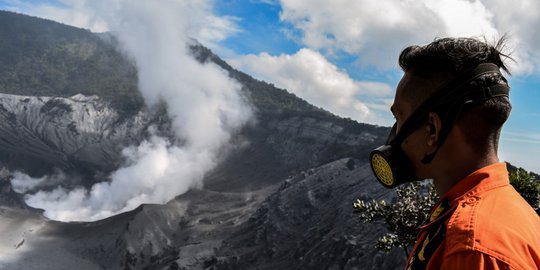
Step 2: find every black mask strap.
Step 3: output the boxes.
[421,83,509,163]
[421,85,509,164]
[391,63,509,161]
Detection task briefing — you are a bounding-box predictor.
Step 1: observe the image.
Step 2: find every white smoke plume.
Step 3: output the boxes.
[11,170,69,193]
[11,172,47,194]
[11,0,252,222]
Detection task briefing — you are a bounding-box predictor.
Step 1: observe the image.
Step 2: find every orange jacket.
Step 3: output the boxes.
[406,163,540,270]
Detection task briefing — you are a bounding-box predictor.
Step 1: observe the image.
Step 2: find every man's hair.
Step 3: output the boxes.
[398,37,512,152]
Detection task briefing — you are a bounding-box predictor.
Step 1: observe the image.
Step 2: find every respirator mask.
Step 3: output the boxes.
[370,63,510,188]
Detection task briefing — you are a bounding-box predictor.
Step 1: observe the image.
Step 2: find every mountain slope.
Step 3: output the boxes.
[0,10,142,112]
[0,10,388,190]
[0,10,400,270]
[212,159,405,270]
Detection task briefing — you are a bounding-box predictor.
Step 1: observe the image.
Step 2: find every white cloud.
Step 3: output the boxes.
[500,130,540,173]
[278,0,540,74]
[15,0,241,66]
[252,0,280,6]
[481,0,540,74]
[502,130,540,144]
[11,0,240,50]
[230,48,392,124]
[6,0,109,32]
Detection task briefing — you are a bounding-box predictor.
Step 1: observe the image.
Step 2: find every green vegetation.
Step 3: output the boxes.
[354,165,540,256]
[0,10,143,113]
[510,167,540,214]
[353,182,437,257]
[0,10,388,138]
[0,10,339,120]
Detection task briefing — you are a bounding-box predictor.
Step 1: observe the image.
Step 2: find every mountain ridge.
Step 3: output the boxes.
[0,9,389,190]
[0,10,400,270]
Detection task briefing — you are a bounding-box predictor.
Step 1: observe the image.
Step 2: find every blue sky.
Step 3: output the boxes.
[1,0,539,173]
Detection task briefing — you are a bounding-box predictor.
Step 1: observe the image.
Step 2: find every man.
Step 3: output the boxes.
[369,37,540,269]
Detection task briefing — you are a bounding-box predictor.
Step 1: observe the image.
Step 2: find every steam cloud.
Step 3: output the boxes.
[11,0,252,221]
[11,170,69,193]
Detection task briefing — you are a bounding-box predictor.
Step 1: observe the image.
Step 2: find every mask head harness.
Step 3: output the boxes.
[370,63,510,188]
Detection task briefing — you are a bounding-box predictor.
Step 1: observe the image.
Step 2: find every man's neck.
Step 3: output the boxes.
[433,154,500,196]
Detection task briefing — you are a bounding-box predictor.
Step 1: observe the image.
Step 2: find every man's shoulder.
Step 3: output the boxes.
[444,184,540,268]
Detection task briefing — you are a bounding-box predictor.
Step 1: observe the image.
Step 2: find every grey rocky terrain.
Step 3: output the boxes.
[0,159,404,270]
[0,10,404,270]
[0,93,151,178]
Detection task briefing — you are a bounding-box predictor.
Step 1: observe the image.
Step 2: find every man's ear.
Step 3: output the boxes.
[426,112,442,147]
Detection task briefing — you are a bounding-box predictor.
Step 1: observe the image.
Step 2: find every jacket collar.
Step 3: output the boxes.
[420,162,509,230]
[443,162,509,203]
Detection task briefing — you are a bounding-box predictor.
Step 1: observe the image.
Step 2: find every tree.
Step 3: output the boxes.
[354,166,540,256]
[510,168,540,214]
[353,182,438,257]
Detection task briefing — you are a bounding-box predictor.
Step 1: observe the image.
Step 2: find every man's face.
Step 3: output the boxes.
[391,71,445,179]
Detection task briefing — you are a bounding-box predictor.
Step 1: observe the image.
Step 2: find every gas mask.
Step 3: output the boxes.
[370,63,510,188]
